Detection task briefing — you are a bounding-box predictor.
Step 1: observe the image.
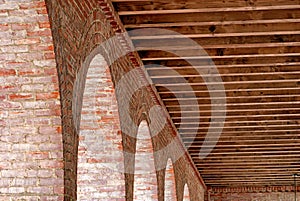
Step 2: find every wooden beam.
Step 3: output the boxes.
[139,47,300,59]
[118,5,300,15]
[112,0,300,12]
[127,22,300,36]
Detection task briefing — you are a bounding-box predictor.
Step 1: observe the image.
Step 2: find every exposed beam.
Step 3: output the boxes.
[112,0,300,11]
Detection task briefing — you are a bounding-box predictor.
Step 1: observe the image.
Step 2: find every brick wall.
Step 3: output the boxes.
[3,0,299,201]
[76,54,125,200]
[133,121,158,200]
[207,186,300,201]
[0,0,63,200]
[165,158,177,200]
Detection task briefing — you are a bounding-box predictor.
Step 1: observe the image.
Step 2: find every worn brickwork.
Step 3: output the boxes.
[76,54,125,200]
[207,186,300,201]
[133,121,158,200]
[165,158,177,200]
[46,0,206,200]
[2,0,299,201]
[0,0,63,200]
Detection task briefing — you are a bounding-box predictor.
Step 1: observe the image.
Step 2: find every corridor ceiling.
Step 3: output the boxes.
[111,0,300,187]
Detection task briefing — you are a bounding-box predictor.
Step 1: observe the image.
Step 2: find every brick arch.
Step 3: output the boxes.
[45,0,131,199]
[75,53,126,200]
[46,0,206,200]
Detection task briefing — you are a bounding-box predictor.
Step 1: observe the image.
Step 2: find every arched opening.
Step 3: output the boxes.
[76,54,125,200]
[133,120,158,200]
[183,184,190,201]
[165,158,177,201]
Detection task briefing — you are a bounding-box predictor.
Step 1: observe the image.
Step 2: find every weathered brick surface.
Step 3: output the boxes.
[165,158,177,200]
[207,186,300,201]
[77,54,126,200]
[0,0,63,200]
[45,0,206,200]
[133,121,158,200]
[1,1,300,200]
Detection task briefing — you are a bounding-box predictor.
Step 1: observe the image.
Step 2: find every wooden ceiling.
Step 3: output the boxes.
[111,0,300,187]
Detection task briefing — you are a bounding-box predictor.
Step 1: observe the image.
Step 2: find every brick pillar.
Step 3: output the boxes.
[0,0,64,200]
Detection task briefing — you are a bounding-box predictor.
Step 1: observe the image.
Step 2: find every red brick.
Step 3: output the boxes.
[6,61,31,69]
[39,160,63,169]
[0,68,16,76]
[38,21,51,28]
[15,38,41,45]
[36,92,59,100]
[11,23,34,31]
[30,152,49,160]
[18,67,43,76]
[27,29,52,37]
[27,187,53,194]
[0,24,9,31]
[44,52,55,59]
[8,93,33,101]
[37,8,48,14]
[30,44,54,51]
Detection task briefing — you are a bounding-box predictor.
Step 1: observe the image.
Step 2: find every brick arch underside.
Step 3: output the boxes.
[45,0,206,200]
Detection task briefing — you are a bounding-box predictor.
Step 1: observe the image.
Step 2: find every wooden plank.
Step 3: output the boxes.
[159,88,300,99]
[163,93,300,103]
[186,141,300,148]
[112,0,300,11]
[120,9,300,24]
[125,19,300,29]
[142,57,300,68]
[142,53,300,61]
[195,156,300,163]
[133,34,300,49]
[171,114,300,123]
[136,41,300,50]
[170,108,300,116]
[147,66,300,77]
[139,47,300,58]
[152,72,300,85]
[118,5,300,15]
[176,119,300,127]
[156,81,299,92]
[127,22,300,36]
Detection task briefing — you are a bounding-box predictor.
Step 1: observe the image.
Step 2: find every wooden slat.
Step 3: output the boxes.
[112,0,300,11]
[133,34,300,49]
[114,0,300,187]
[159,88,300,100]
[140,47,300,60]
[120,9,300,25]
[118,5,300,16]
[128,22,300,36]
